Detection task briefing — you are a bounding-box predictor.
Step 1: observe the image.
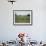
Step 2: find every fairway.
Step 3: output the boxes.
[15,15,30,23]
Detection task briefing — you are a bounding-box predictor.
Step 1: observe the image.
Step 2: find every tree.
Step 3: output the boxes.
[15,12,17,16]
[27,14,30,16]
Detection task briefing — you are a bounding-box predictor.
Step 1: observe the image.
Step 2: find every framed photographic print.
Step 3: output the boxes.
[13,10,32,25]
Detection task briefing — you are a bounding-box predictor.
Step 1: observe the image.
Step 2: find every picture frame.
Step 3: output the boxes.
[13,10,32,25]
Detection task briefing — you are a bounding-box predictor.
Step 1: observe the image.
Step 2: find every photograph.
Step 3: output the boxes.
[0,0,46,46]
[13,10,32,25]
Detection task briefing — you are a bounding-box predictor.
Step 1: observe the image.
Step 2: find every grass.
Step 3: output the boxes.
[15,15,30,23]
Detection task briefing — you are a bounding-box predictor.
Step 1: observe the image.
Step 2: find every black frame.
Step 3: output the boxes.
[13,10,33,26]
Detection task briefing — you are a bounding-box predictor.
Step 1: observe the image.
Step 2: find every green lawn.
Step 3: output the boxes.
[15,15,30,23]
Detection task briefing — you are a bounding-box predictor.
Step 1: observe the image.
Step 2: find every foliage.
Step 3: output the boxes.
[15,14,30,23]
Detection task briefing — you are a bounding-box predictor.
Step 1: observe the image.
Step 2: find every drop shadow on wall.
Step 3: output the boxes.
[13,10,33,26]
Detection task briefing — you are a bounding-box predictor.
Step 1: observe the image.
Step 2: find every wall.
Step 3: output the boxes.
[0,0,46,42]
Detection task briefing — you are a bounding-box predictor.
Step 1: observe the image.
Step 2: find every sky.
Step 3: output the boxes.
[14,11,31,15]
